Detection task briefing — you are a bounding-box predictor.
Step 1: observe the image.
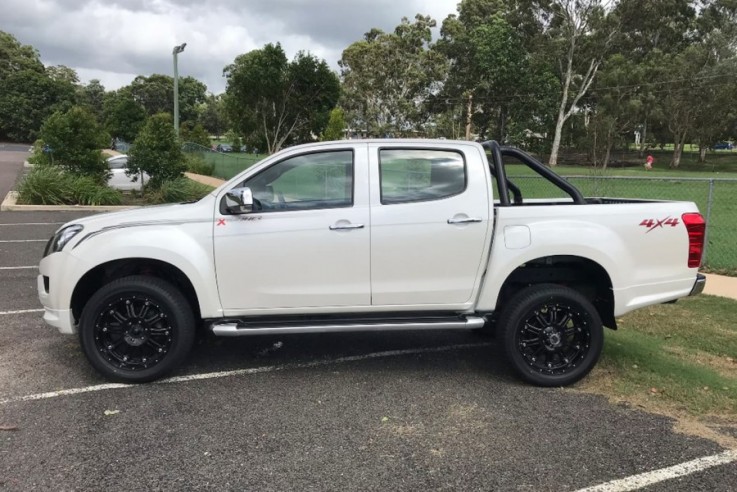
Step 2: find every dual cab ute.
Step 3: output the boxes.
[38,140,706,386]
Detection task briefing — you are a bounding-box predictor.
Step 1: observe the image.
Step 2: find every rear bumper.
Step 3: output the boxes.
[689,273,706,296]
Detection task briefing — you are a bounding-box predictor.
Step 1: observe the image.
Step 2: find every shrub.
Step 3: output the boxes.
[129,113,186,189]
[26,139,53,167]
[39,105,110,183]
[70,175,122,205]
[17,166,121,205]
[184,153,215,176]
[145,177,213,204]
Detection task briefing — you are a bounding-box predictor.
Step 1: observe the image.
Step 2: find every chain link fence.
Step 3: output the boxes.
[506,174,737,274]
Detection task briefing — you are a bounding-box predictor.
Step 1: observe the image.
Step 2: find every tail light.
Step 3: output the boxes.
[682,213,705,268]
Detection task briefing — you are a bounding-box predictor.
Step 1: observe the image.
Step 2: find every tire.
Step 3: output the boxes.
[498,284,603,387]
[79,275,196,383]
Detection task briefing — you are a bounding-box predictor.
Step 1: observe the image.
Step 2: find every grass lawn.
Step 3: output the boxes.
[579,295,737,440]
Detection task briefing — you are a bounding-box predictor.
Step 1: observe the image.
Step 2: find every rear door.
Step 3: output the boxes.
[368,143,492,306]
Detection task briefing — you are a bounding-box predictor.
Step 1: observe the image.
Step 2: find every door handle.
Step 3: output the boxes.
[329,223,365,230]
[447,217,482,224]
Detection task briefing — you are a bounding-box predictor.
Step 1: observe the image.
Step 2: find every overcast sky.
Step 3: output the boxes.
[2,0,460,94]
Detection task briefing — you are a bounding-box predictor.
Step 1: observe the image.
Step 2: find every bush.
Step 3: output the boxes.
[145,177,213,204]
[39,106,110,183]
[17,166,121,205]
[184,153,214,176]
[129,113,186,189]
[26,139,53,167]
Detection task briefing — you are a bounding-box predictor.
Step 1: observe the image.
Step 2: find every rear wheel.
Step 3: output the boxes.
[79,276,195,383]
[498,284,603,387]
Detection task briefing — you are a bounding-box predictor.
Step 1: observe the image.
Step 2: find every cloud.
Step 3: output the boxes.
[1,0,459,93]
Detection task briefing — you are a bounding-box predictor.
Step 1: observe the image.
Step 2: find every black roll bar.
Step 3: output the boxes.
[481,141,585,205]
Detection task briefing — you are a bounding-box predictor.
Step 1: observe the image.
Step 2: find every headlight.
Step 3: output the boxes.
[44,225,84,256]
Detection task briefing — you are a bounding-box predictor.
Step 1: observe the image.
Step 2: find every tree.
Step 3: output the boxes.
[129,113,186,188]
[0,69,77,142]
[587,53,643,168]
[321,108,346,141]
[0,31,44,80]
[199,94,227,138]
[78,79,106,123]
[0,31,76,141]
[435,2,550,143]
[46,65,79,84]
[180,121,211,147]
[224,43,340,153]
[129,74,207,123]
[547,0,618,166]
[103,90,148,143]
[39,106,110,182]
[340,15,447,137]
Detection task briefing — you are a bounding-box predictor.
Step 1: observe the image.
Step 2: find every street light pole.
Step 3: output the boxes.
[172,43,187,137]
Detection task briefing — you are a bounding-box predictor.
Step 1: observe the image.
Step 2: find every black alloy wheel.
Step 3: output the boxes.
[498,284,603,387]
[79,276,195,383]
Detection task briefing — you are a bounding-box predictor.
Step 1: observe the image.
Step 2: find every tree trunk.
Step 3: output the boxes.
[639,119,647,158]
[698,145,707,163]
[465,94,473,140]
[549,115,565,167]
[671,136,684,168]
[498,106,507,143]
[603,126,614,170]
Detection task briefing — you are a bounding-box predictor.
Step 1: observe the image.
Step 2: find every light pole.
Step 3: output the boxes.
[172,42,187,137]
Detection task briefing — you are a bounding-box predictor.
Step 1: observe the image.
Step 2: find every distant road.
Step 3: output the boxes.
[0,143,31,152]
[0,145,29,201]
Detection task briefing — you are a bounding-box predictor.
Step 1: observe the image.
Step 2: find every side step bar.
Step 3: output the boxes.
[211,316,486,337]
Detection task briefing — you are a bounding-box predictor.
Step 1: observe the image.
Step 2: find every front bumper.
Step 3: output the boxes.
[37,248,86,335]
[37,274,76,334]
[689,273,706,296]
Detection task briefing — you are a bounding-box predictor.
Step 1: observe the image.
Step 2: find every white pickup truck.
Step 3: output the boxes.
[38,140,706,386]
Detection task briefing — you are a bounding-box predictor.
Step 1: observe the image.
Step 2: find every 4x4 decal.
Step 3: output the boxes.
[640,217,679,233]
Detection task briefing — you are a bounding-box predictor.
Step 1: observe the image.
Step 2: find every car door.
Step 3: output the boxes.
[214,145,370,314]
[368,144,492,306]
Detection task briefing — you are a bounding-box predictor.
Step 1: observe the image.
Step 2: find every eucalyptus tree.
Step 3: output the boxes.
[340,15,447,137]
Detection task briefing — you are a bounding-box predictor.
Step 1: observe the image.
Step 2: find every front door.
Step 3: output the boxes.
[214,146,370,313]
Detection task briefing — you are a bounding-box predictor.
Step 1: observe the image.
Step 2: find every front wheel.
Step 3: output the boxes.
[79,276,196,383]
[498,284,603,387]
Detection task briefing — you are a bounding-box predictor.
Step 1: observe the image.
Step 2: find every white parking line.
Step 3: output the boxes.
[0,342,490,405]
[575,449,737,492]
[0,308,44,315]
[0,222,63,226]
[0,266,37,270]
[0,239,47,243]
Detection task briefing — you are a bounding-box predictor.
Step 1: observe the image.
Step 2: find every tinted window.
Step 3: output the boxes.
[244,150,353,212]
[380,149,465,204]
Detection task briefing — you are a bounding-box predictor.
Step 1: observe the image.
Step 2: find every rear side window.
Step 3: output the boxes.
[379,149,466,204]
[108,157,128,169]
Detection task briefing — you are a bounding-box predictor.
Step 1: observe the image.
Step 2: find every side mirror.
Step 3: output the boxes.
[224,187,254,214]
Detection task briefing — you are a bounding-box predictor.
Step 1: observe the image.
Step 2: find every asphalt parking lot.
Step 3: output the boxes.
[1,149,736,490]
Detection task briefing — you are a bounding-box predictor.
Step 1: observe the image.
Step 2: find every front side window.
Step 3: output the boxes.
[380,149,466,204]
[244,150,353,212]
